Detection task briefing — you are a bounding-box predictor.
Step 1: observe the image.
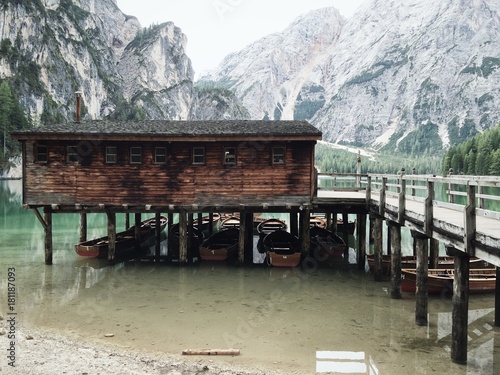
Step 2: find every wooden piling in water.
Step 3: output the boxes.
[79,213,87,243]
[495,267,500,327]
[412,230,428,326]
[357,213,367,271]
[238,211,246,265]
[43,208,53,265]
[371,213,384,281]
[389,221,402,299]
[155,212,161,262]
[300,210,310,259]
[107,211,116,265]
[449,248,470,364]
[179,212,187,263]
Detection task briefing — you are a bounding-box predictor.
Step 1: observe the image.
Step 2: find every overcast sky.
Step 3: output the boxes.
[116,0,364,78]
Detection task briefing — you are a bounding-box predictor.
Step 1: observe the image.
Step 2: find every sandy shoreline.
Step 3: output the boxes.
[1,319,293,375]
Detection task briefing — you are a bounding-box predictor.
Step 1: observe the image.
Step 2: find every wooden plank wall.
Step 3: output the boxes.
[24,140,315,206]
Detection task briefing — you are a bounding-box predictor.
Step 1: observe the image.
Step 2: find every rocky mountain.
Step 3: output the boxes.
[0,0,248,123]
[200,0,500,155]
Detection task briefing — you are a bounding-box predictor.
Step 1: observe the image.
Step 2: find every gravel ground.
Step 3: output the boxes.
[0,319,290,375]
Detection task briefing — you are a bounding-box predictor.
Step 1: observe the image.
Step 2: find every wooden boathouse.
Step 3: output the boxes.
[11,119,322,264]
[11,117,500,366]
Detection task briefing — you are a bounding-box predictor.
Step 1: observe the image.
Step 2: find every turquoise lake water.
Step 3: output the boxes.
[0,180,499,374]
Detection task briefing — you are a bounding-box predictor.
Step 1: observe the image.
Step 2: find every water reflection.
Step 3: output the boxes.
[316,351,379,374]
[1,181,499,374]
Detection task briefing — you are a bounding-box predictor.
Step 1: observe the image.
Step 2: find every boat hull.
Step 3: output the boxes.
[401,268,496,294]
[199,228,239,261]
[262,229,301,267]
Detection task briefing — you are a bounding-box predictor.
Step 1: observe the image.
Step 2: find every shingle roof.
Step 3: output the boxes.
[12,120,322,139]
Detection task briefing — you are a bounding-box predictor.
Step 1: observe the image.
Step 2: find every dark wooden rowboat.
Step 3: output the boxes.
[168,223,205,261]
[75,216,168,258]
[221,216,240,229]
[257,218,287,235]
[199,227,239,261]
[262,229,302,267]
[367,254,492,274]
[309,226,347,263]
[193,213,221,233]
[401,268,496,294]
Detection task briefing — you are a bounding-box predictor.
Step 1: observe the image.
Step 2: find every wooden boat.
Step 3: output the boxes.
[367,254,492,274]
[401,268,496,294]
[167,223,205,261]
[261,229,302,267]
[193,213,221,233]
[221,216,240,229]
[257,218,287,235]
[199,227,239,261]
[309,225,347,261]
[310,216,327,229]
[75,216,168,258]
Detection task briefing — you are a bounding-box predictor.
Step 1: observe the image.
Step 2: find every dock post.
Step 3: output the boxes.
[107,211,116,265]
[134,213,142,252]
[179,211,188,264]
[79,213,87,243]
[429,238,440,269]
[496,268,500,327]
[342,212,349,261]
[208,212,214,237]
[43,207,53,265]
[389,221,402,299]
[238,210,246,266]
[290,210,299,237]
[155,212,161,262]
[412,230,428,326]
[187,213,194,262]
[450,248,470,364]
[357,213,367,271]
[371,213,384,281]
[300,210,310,259]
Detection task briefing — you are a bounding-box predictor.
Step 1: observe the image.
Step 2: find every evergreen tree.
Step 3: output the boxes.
[0,82,14,163]
[490,149,500,175]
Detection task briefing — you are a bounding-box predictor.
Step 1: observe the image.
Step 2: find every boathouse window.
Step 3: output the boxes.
[35,145,48,163]
[130,147,142,164]
[66,145,79,163]
[273,147,285,164]
[224,147,236,165]
[106,146,117,164]
[155,147,167,164]
[193,147,205,165]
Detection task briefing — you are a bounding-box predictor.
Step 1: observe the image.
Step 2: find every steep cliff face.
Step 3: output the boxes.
[200,7,344,121]
[0,0,197,122]
[201,0,500,154]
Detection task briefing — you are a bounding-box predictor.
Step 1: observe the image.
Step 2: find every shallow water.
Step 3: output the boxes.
[1,180,499,374]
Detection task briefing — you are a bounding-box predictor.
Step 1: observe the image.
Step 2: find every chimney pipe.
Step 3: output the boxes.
[75,91,82,123]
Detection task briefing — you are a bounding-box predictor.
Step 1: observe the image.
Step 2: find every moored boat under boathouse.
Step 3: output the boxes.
[10,115,500,367]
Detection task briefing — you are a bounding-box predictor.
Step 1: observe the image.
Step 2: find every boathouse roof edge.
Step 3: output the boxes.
[12,120,322,141]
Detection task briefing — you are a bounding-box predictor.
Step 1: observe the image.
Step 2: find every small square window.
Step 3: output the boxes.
[193,147,205,165]
[35,145,48,163]
[224,147,236,165]
[67,145,79,163]
[106,146,117,164]
[130,147,142,164]
[273,147,285,164]
[155,147,167,164]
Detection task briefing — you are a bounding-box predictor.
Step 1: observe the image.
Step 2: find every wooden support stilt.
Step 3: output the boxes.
[290,211,299,237]
[331,212,338,233]
[134,213,142,251]
[43,208,53,265]
[155,212,161,262]
[187,213,194,262]
[412,230,428,326]
[79,213,87,243]
[495,267,500,327]
[357,213,367,271]
[371,214,383,281]
[389,221,402,299]
[326,213,332,231]
[429,238,439,269]
[451,249,470,364]
[107,211,116,265]
[244,212,254,265]
[208,212,214,237]
[238,211,246,265]
[300,209,310,259]
[179,212,187,264]
[125,213,130,231]
[342,212,349,261]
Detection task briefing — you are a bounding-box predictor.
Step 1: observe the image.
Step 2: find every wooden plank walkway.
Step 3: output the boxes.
[315,183,500,267]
